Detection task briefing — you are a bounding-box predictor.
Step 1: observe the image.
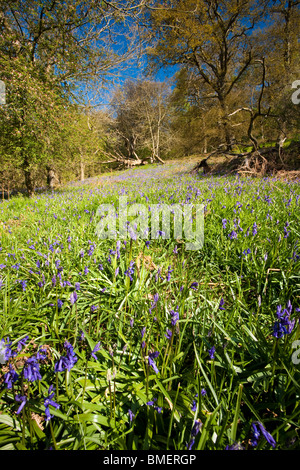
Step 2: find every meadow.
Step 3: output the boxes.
[0,159,300,450]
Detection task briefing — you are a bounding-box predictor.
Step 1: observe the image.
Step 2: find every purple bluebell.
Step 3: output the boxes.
[250,421,276,448]
[148,351,160,374]
[17,336,29,352]
[23,356,42,382]
[208,346,216,359]
[191,394,198,412]
[54,341,78,372]
[36,347,47,361]
[166,266,173,281]
[190,282,198,290]
[187,419,202,449]
[128,409,135,422]
[91,342,101,360]
[4,364,19,388]
[272,301,295,338]
[170,306,179,326]
[124,261,135,281]
[44,385,60,421]
[19,280,27,292]
[228,230,238,239]
[165,329,172,341]
[15,394,27,414]
[219,298,225,310]
[70,291,78,305]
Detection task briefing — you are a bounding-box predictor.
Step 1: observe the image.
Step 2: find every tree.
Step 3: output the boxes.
[0,0,144,194]
[144,0,268,149]
[110,79,171,164]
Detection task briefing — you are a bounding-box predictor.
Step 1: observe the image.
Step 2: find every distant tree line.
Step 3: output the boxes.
[0,0,299,195]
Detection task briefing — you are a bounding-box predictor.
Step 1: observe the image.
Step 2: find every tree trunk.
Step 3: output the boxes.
[219,96,233,151]
[80,158,85,181]
[23,156,35,197]
[47,166,59,189]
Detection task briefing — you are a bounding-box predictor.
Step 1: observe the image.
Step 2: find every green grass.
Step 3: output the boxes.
[0,164,299,450]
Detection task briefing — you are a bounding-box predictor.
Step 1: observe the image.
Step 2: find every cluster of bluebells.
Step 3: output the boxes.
[124,260,135,282]
[146,397,162,413]
[0,332,102,423]
[272,300,296,338]
[54,341,78,372]
[250,421,276,448]
[187,419,202,450]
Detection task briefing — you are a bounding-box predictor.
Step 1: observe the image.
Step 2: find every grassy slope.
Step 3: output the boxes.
[0,161,300,450]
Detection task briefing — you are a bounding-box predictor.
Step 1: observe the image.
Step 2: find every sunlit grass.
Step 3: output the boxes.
[0,164,299,450]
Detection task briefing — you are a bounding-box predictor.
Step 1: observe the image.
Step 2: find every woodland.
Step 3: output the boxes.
[0,0,299,196]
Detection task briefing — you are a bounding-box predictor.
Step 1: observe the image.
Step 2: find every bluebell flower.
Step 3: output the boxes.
[219,298,225,310]
[272,301,295,338]
[4,364,19,388]
[70,291,78,305]
[165,329,172,341]
[170,306,179,326]
[57,298,63,310]
[54,341,77,372]
[187,419,202,449]
[128,409,135,422]
[124,261,135,281]
[146,397,162,413]
[15,394,27,414]
[208,346,216,359]
[23,356,42,382]
[146,398,157,406]
[19,280,27,292]
[149,293,159,314]
[191,394,198,412]
[91,342,101,360]
[148,351,160,374]
[251,422,260,447]
[17,336,29,352]
[36,347,47,361]
[44,385,60,421]
[166,266,173,281]
[229,230,238,239]
[250,421,276,448]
